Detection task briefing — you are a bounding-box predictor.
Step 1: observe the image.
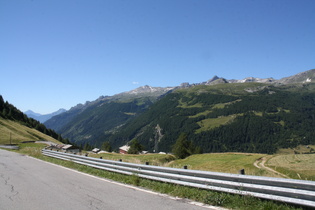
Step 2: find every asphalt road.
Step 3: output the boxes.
[0,149,217,210]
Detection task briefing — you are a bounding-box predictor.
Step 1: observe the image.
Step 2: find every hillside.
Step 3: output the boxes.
[0,117,61,145]
[44,86,173,146]
[0,95,67,145]
[44,69,315,153]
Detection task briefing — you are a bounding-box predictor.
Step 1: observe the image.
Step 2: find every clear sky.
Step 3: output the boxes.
[1,0,314,114]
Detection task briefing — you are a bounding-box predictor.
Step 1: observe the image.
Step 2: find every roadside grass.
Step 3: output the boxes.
[1,144,303,209]
[17,143,47,157]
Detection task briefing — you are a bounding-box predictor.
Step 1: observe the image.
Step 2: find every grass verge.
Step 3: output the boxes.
[4,144,305,210]
[266,154,315,181]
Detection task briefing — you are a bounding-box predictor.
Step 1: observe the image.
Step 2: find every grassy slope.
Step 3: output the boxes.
[0,117,60,145]
[168,153,272,176]
[169,146,315,180]
[267,154,315,180]
[266,145,315,180]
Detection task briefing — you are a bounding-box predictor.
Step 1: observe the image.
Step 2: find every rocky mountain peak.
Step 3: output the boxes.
[124,85,174,95]
[206,75,220,84]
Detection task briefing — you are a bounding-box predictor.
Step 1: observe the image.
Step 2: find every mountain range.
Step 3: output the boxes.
[25,109,67,123]
[44,69,315,153]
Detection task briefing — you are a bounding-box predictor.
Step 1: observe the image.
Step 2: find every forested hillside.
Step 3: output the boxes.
[44,85,176,147]
[46,97,154,147]
[107,83,315,154]
[0,95,68,144]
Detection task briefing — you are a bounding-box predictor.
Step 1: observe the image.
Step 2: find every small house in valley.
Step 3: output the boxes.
[92,148,101,153]
[119,145,130,154]
[47,144,80,153]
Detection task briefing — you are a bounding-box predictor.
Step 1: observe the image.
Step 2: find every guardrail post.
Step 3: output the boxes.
[100,157,103,159]
[119,159,122,162]
[85,153,88,157]
[239,169,245,175]
[183,165,188,169]
[145,162,149,165]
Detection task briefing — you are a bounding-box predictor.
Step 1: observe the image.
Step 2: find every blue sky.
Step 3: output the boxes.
[1,0,314,114]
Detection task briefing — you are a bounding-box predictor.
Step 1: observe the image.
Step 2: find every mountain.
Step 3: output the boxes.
[25,109,67,123]
[44,69,315,153]
[119,85,174,96]
[25,110,41,117]
[44,86,173,146]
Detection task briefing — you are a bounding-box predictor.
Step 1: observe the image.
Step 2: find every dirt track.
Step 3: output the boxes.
[254,156,290,178]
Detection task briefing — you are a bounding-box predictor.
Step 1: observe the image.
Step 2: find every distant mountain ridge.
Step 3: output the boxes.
[25,109,66,123]
[47,68,315,118]
[278,70,315,84]
[180,69,314,87]
[44,69,315,153]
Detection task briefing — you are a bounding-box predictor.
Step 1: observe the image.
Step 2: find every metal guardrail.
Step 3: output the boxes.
[42,149,315,208]
[0,144,19,150]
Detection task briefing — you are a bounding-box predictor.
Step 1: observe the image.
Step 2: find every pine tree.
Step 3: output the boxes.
[172,133,191,159]
[102,141,112,152]
[83,143,92,151]
[128,138,143,154]
[0,95,4,111]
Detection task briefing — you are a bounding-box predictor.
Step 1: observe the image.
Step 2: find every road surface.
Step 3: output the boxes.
[0,149,218,210]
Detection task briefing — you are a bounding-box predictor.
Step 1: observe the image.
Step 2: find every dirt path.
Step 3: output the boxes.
[254,156,290,178]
